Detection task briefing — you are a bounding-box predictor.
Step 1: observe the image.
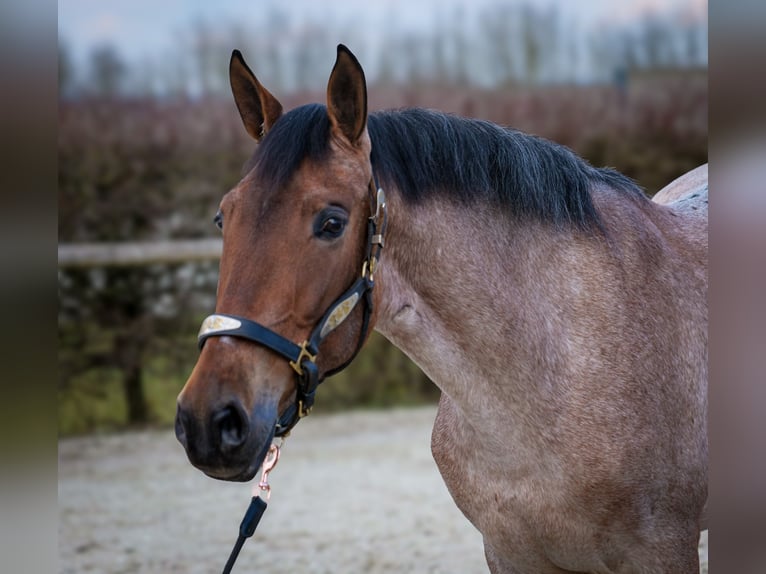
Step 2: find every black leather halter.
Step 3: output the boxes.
[197,177,387,437]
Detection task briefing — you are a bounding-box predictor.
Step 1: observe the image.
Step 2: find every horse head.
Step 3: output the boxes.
[175,46,382,481]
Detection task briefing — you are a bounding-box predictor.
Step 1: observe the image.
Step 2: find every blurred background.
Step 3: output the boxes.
[57,0,708,435]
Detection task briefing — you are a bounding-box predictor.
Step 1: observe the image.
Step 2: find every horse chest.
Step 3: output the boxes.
[430,395,630,574]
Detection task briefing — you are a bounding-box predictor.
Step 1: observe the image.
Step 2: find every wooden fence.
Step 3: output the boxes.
[57,239,222,268]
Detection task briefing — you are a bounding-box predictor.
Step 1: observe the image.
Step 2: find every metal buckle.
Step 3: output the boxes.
[361,257,377,281]
[256,443,281,501]
[371,187,386,225]
[298,400,312,418]
[288,341,316,376]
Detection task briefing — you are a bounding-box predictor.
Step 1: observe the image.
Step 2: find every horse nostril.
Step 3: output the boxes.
[212,404,250,452]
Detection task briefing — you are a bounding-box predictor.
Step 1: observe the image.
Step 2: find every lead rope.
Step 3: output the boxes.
[221,443,282,574]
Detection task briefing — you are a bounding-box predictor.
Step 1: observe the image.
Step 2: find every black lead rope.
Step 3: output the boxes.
[222,496,268,574]
[222,443,281,573]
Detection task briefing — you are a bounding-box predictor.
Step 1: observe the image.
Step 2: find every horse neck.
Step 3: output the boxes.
[375,191,625,427]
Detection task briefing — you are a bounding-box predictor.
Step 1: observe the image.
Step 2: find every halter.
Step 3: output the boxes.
[196,176,387,437]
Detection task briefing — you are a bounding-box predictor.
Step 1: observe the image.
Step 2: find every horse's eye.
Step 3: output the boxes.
[213,210,223,231]
[322,217,344,236]
[314,208,348,240]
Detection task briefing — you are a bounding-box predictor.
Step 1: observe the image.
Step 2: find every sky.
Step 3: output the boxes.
[58,0,705,61]
[58,0,707,90]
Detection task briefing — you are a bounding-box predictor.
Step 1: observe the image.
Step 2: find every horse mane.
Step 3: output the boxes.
[252,103,644,230]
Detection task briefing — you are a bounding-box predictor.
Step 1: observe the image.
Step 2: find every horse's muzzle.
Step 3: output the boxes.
[175,400,275,481]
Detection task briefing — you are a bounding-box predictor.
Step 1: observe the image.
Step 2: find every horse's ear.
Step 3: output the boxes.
[229,50,283,142]
[326,44,368,145]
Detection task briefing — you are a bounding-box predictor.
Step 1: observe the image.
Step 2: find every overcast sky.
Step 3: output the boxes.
[59,0,705,63]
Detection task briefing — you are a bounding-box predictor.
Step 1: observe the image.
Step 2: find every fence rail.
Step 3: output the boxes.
[58,239,222,268]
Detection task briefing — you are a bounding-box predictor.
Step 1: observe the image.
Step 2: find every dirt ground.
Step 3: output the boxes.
[59,406,708,573]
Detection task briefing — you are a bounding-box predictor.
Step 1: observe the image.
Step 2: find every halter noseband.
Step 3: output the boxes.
[196,177,387,437]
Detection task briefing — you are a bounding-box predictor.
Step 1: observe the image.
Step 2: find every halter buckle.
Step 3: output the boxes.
[298,400,312,418]
[289,341,317,376]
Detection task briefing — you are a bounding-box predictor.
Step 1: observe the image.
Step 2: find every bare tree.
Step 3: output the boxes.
[681,15,708,68]
[189,19,231,97]
[451,6,471,86]
[292,24,333,91]
[59,40,75,98]
[520,5,560,85]
[399,33,431,85]
[432,20,448,84]
[262,8,290,93]
[89,44,127,97]
[480,4,519,86]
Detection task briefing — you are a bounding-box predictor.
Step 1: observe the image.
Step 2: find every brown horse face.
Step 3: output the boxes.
[175,46,373,481]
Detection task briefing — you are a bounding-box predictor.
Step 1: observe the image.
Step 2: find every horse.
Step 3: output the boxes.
[175,45,708,573]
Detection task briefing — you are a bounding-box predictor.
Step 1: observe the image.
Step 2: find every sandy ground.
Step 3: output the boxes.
[59,406,707,573]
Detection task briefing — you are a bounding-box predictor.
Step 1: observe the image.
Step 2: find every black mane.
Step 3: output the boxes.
[252,103,643,229]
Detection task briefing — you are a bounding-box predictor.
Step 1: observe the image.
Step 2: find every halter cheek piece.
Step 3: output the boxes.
[196,178,387,437]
